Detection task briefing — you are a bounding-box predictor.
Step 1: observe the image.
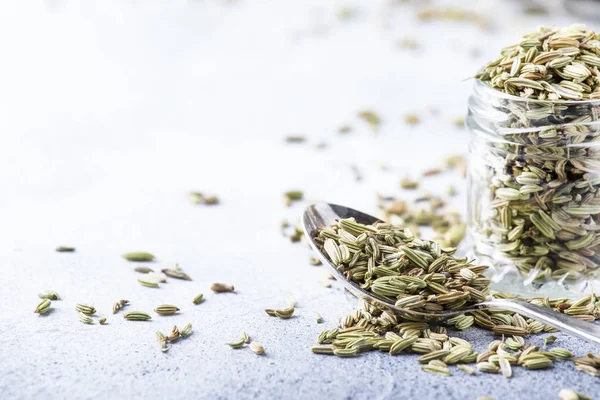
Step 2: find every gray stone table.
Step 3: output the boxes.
[0,1,598,399]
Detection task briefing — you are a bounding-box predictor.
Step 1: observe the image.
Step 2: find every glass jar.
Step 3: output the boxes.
[466,79,600,298]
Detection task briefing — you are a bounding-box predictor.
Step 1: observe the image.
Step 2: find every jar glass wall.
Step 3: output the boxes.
[467,79,600,298]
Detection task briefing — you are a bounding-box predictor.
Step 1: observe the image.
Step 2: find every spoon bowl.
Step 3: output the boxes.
[303,202,600,345]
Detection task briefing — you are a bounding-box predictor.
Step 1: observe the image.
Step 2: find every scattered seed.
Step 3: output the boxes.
[189,192,220,205]
[284,190,304,206]
[123,311,152,321]
[404,114,420,126]
[422,168,442,177]
[358,110,380,132]
[457,364,476,375]
[154,304,180,316]
[75,303,96,315]
[227,333,247,349]
[312,345,334,355]
[400,177,419,189]
[193,294,204,305]
[249,341,265,355]
[138,277,159,288]
[338,125,352,134]
[180,323,193,338]
[162,265,192,281]
[55,246,75,252]
[78,312,93,324]
[211,282,234,293]
[285,135,306,143]
[134,266,154,273]
[122,252,155,262]
[112,300,129,314]
[38,290,60,300]
[34,299,52,314]
[309,257,322,266]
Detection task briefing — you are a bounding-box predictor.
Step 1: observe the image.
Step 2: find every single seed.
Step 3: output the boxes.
[477,362,499,373]
[333,347,357,357]
[55,246,75,252]
[249,341,265,355]
[309,257,322,266]
[180,323,193,337]
[154,304,180,316]
[338,125,352,134]
[227,335,246,349]
[122,252,155,262]
[400,177,419,189]
[404,113,420,126]
[498,354,512,378]
[523,357,553,370]
[202,196,219,205]
[283,191,304,207]
[311,345,334,355]
[193,294,204,305]
[123,311,152,321]
[162,264,192,281]
[492,325,528,336]
[188,192,219,205]
[34,299,52,314]
[211,282,234,293]
[168,326,181,342]
[549,347,573,359]
[421,364,451,376]
[112,299,129,314]
[358,111,380,132]
[134,266,154,273]
[138,277,159,288]
[98,317,107,325]
[75,303,96,315]
[316,313,323,323]
[38,290,60,300]
[457,364,476,375]
[78,312,93,324]
[274,306,295,319]
[284,135,306,143]
[559,389,591,400]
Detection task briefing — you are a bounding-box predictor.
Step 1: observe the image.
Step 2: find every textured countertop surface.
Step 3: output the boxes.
[1,1,599,399]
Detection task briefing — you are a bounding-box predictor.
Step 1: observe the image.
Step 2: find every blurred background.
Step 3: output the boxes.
[0,0,598,255]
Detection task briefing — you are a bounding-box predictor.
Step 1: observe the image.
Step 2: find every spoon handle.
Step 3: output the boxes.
[480,298,600,345]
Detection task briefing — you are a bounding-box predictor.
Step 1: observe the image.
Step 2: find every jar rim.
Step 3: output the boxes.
[473,78,600,106]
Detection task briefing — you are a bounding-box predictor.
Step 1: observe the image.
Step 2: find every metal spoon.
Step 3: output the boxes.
[302,202,600,345]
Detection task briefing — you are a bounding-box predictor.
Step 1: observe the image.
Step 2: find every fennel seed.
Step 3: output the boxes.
[34,299,52,315]
[122,252,155,262]
[211,282,234,293]
[154,304,180,316]
[193,294,204,305]
[38,290,61,300]
[123,311,152,321]
[55,246,75,252]
[75,303,96,315]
